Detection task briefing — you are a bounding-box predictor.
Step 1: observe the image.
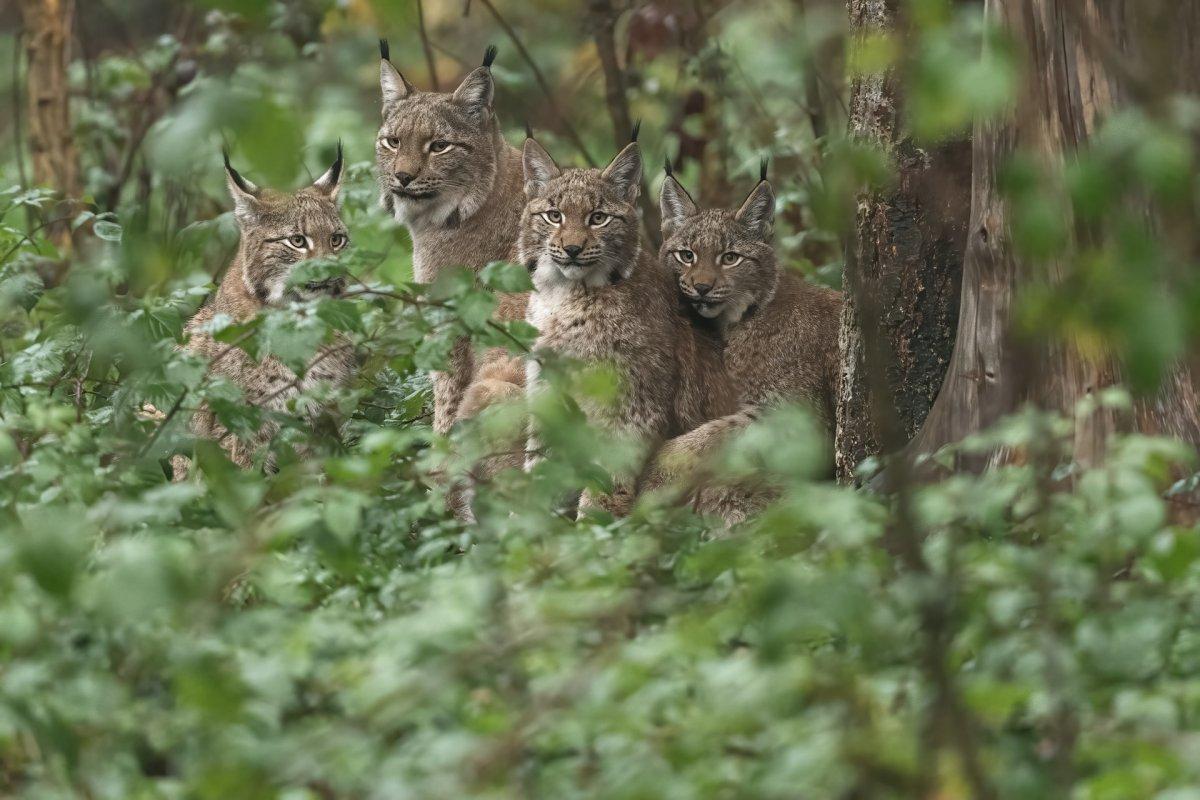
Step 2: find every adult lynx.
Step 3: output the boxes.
[642,163,842,523]
[177,148,355,475]
[375,42,526,435]
[520,135,735,515]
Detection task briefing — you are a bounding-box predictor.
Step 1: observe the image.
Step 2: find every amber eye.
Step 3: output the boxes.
[429,140,453,154]
[674,249,696,265]
[720,252,743,267]
[331,233,348,249]
[285,234,309,250]
[587,211,611,227]
[381,136,401,150]
[541,209,563,225]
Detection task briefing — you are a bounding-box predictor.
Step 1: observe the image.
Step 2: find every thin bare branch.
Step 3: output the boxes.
[473,0,596,166]
[416,0,441,91]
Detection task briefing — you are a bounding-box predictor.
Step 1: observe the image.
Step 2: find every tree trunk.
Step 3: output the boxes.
[19,0,79,253]
[835,0,971,482]
[906,0,1200,474]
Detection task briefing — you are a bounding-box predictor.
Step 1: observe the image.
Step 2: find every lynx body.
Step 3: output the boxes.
[644,167,842,523]
[178,149,355,475]
[375,43,526,436]
[520,138,734,515]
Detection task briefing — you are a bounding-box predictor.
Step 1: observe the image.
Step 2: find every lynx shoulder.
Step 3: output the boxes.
[375,42,527,435]
[519,135,735,516]
[178,148,356,475]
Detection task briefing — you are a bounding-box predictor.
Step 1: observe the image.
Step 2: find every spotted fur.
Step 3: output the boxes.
[643,170,842,523]
[520,138,736,516]
[177,149,357,476]
[375,42,527,437]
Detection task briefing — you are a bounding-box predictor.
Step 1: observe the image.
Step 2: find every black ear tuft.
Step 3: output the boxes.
[630,118,642,143]
[379,38,390,61]
[482,44,498,68]
[524,120,534,140]
[222,148,255,195]
[760,157,769,182]
[663,155,673,177]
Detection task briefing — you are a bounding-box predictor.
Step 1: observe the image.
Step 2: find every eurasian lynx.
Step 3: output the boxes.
[520,135,735,515]
[177,148,356,475]
[642,163,842,523]
[376,42,526,436]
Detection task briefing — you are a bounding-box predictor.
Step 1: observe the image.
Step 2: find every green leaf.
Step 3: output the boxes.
[93,220,124,242]
[479,260,534,293]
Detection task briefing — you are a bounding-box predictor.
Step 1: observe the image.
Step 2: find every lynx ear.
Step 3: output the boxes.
[379,39,415,113]
[223,150,261,219]
[601,142,642,203]
[312,141,344,200]
[735,180,775,239]
[451,67,494,119]
[659,167,697,239]
[523,138,561,198]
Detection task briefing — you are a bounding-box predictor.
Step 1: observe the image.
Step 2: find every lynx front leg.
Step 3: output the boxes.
[432,337,475,436]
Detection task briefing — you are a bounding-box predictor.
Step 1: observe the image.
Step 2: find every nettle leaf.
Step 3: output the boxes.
[260,308,328,374]
[93,220,124,243]
[316,298,364,334]
[209,397,264,438]
[414,326,458,371]
[212,315,264,359]
[286,256,348,290]
[479,260,534,293]
[427,265,474,302]
[455,288,498,332]
[478,319,539,352]
[128,303,185,342]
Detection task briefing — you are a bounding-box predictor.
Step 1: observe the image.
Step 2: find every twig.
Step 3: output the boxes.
[416,0,441,91]
[103,52,179,210]
[11,30,28,191]
[588,0,660,246]
[137,388,187,458]
[473,0,596,166]
[0,214,75,264]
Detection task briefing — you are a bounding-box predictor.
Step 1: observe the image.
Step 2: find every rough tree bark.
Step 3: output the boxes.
[835,0,971,482]
[588,0,661,245]
[904,0,1200,474]
[19,0,79,253]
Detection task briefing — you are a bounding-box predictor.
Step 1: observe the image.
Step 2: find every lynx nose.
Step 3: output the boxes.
[694,282,712,296]
[563,244,583,259]
[395,171,415,187]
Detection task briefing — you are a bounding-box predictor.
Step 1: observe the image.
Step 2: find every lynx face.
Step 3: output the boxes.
[659,174,778,324]
[376,47,499,229]
[225,148,348,305]
[518,139,643,289]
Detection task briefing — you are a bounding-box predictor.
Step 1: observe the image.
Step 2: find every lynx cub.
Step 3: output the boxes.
[520,135,735,515]
[177,148,355,475]
[376,42,526,435]
[642,163,842,522]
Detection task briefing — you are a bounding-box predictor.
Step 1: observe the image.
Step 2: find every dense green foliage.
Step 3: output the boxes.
[3,1,1200,797]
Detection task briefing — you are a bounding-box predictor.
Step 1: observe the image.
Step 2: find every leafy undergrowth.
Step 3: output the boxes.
[3,175,1200,800]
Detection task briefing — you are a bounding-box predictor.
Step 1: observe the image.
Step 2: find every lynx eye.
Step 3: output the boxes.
[674,249,696,265]
[587,211,612,227]
[285,235,310,251]
[720,252,744,267]
[380,136,400,151]
[429,140,453,154]
[541,209,563,225]
[330,233,348,249]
